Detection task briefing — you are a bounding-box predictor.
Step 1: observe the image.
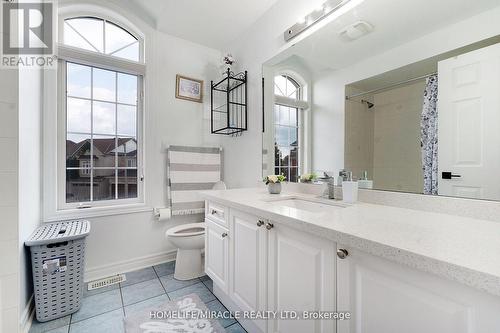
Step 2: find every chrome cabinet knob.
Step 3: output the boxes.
[337,249,349,259]
[265,222,274,230]
[221,232,228,238]
[211,209,217,215]
[257,220,265,227]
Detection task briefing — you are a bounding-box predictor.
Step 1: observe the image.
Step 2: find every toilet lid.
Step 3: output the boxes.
[166,223,206,237]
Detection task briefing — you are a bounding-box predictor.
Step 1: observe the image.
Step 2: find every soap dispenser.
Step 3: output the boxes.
[342,171,358,203]
[358,171,373,189]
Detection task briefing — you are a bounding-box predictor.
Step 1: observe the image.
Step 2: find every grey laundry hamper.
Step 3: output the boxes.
[25,220,91,322]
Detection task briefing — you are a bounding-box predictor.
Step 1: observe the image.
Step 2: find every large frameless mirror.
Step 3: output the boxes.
[262,0,500,201]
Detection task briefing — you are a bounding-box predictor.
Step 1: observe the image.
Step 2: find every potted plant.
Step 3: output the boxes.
[263,174,286,194]
[300,173,318,183]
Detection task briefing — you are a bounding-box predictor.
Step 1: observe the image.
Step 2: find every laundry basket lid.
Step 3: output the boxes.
[25,220,91,246]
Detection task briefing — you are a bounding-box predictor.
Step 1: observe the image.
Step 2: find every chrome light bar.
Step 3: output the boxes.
[284,0,353,42]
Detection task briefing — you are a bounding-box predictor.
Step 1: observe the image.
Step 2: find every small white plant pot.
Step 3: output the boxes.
[268,182,282,194]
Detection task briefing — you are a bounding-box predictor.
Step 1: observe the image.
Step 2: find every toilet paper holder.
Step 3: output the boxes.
[154,207,172,221]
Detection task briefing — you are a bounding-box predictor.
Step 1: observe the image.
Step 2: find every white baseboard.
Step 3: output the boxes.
[20,295,35,333]
[84,250,177,282]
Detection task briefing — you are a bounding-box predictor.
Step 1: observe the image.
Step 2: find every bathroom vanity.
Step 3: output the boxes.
[202,188,500,333]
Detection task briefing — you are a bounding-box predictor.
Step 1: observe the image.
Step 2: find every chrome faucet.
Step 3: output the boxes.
[338,169,349,182]
[320,172,336,199]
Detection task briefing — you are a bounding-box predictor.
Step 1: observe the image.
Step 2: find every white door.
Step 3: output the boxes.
[267,222,336,333]
[337,246,500,333]
[229,210,268,333]
[438,43,500,200]
[205,218,229,293]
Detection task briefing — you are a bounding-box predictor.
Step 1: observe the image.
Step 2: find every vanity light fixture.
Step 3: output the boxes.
[284,0,365,42]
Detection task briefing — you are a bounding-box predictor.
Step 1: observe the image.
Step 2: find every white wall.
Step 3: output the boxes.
[221,0,325,188]
[18,66,43,324]
[311,71,345,176]
[224,2,500,188]
[0,60,20,333]
[44,1,222,281]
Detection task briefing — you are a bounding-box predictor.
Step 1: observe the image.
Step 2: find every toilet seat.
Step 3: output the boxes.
[166,223,206,237]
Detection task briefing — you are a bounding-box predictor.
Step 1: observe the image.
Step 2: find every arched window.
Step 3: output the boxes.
[63,16,140,62]
[57,14,145,210]
[274,74,301,100]
[273,74,306,182]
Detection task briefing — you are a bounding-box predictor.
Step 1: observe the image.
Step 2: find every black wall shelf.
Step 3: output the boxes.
[211,69,247,135]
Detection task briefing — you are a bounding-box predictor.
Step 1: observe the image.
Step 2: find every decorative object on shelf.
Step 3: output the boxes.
[176,74,203,103]
[264,174,286,194]
[300,173,318,183]
[221,53,235,76]
[211,69,247,136]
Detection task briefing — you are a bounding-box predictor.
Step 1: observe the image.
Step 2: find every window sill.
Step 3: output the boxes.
[44,203,153,222]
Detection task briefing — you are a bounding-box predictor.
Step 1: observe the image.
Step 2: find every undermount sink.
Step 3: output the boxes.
[265,197,348,213]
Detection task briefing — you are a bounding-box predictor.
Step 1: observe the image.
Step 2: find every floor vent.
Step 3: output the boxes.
[87,274,126,291]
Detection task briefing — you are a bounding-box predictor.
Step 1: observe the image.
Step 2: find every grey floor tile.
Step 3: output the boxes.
[168,282,215,304]
[199,274,211,282]
[29,315,71,333]
[83,282,119,298]
[121,278,165,306]
[206,299,236,328]
[225,322,247,333]
[69,309,124,333]
[201,278,213,292]
[45,325,69,333]
[159,274,198,293]
[124,294,169,317]
[120,267,157,287]
[153,261,175,277]
[70,289,122,323]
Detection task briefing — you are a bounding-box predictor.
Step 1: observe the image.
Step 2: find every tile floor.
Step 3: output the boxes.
[29,262,246,333]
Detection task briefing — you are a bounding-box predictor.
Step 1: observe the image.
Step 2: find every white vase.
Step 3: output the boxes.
[268,182,282,194]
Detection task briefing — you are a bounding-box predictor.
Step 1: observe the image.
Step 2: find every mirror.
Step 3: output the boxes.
[262,0,500,201]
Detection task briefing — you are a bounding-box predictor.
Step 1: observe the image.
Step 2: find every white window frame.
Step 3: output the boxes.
[56,14,146,211]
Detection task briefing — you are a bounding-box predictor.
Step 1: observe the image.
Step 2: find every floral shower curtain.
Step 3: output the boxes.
[421,74,439,195]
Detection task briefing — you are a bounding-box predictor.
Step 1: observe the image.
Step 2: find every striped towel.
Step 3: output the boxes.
[168,145,223,216]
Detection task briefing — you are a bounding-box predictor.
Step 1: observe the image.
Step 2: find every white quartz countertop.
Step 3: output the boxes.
[200,188,500,297]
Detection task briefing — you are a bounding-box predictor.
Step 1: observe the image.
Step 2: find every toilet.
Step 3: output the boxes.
[166,223,206,280]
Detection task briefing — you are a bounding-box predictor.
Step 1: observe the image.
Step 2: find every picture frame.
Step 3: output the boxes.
[175,74,203,103]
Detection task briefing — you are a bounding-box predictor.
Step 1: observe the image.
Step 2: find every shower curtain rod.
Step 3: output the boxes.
[346,72,437,100]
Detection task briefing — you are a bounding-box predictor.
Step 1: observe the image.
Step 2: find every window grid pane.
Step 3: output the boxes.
[63,17,140,62]
[66,62,138,204]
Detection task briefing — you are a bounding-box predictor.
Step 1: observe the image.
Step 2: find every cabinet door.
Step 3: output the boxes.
[337,246,500,333]
[268,223,336,333]
[205,218,229,293]
[229,209,268,332]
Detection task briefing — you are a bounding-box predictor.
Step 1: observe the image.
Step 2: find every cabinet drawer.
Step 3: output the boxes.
[205,201,228,227]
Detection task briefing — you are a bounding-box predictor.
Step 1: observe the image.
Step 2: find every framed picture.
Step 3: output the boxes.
[175,74,203,103]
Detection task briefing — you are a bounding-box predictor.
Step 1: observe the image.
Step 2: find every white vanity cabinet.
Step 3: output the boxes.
[228,209,269,332]
[205,218,229,293]
[204,199,500,333]
[205,202,337,333]
[336,246,500,333]
[267,222,336,333]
